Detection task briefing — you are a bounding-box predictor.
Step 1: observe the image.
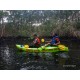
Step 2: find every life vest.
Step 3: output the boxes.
[51,36,60,45]
[35,37,41,46]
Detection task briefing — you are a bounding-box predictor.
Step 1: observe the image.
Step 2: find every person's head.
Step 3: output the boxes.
[55,33,58,36]
[51,32,55,36]
[51,32,57,37]
[33,34,37,38]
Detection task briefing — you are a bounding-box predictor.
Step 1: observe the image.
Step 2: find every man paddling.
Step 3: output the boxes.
[32,34,41,48]
[45,32,60,46]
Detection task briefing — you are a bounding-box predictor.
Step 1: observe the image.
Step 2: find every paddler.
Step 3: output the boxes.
[32,34,41,48]
[45,32,60,46]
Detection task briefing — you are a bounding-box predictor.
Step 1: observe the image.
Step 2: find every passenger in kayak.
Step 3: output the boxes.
[32,34,41,48]
[45,32,60,46]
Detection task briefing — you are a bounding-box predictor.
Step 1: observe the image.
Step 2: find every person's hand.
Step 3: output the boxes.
[53,44,57,46]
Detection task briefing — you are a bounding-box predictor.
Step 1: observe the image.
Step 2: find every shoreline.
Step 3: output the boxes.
[0,36,79,45]
[0,36,79,40]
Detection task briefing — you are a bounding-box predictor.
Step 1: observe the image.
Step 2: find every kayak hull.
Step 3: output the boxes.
[16,44,69,53]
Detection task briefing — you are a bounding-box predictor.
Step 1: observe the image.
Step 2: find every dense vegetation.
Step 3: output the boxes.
[0,10,80,38]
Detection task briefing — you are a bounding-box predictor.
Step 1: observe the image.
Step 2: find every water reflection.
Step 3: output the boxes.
[0,39,80,70]
[0,45,70,70]
[15,51,69,70]
[0,45,15,70]
[3,46,10,63]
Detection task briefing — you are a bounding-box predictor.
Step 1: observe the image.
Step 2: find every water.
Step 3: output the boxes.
[0,38,80,70]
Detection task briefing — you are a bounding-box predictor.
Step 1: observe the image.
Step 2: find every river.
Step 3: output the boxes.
[0,37,80,70]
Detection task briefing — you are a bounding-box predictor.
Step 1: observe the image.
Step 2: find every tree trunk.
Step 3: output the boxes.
[1,17,5,37]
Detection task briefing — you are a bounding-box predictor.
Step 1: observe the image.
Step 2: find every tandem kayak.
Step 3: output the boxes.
[16,44,69,53]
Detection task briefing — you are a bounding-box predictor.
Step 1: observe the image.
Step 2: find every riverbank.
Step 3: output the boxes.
[0,36,80,45]
[0,36,79,41]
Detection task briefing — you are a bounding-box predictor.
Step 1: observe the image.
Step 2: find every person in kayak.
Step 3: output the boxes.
[32,34,41,48]
[45,32,60,46]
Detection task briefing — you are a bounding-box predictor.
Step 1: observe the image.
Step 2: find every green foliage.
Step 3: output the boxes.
[0,10,80,37]
[75,22,80,29]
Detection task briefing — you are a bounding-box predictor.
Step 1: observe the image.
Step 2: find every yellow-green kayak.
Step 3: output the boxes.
[16,44,69,53]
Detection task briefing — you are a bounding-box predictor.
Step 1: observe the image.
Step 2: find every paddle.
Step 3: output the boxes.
[41,38,45,43]
[24,45,29,48]
[58,45,66,50]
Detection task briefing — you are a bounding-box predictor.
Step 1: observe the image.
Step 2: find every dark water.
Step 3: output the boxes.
[0,38,80,70]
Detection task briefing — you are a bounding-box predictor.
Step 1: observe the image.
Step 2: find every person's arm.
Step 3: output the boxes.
[45,40,52,43]
[43,40,52,47]
[54,41,60,45]
[54,38,60,45]
[33,39,37,44]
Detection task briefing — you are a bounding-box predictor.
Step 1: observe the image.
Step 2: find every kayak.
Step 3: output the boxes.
[16,44,69,53]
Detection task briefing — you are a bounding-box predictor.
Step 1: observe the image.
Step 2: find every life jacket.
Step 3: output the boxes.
[35,37,41,46]
[51,36,60,45]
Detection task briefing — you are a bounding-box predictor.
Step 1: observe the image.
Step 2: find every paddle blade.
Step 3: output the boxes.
[41,39,45,42]
[58,44,65,50]
[24,45,29,48]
